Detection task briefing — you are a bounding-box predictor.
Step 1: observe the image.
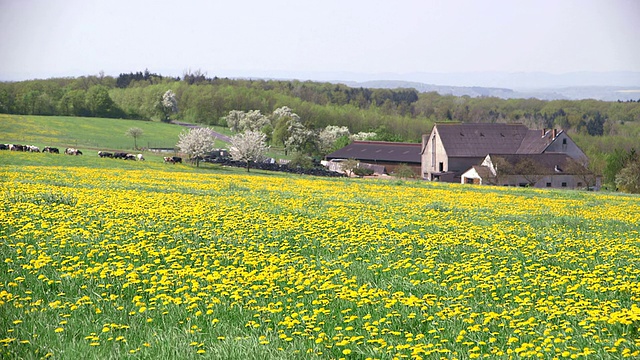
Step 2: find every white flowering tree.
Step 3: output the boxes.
[271,106,301,151]
[224,110,245,132]
[158,89,178,122]
[176,127,216,167]
[224,110,270,133]
[351,131,377,141]
[229,130,270,172]
[318,125,351,155]
[285,120,315,154]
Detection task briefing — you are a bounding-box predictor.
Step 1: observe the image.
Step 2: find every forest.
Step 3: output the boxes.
[1,70,639,181]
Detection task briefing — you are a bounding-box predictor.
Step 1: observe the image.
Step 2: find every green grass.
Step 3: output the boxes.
[0,114,295,162]
[1,163,639,359]
[0,114,229,152]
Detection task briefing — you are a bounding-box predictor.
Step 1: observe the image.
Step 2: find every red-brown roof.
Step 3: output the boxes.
[434,123,557,157]
[326,141,421,164]
[489,153,578,174]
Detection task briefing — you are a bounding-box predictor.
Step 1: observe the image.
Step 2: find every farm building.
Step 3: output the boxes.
[461,153,601,190]
[421,123,588,183]
[325,141,421,176]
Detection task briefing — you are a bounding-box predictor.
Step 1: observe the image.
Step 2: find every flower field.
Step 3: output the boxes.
[1,164,639,359]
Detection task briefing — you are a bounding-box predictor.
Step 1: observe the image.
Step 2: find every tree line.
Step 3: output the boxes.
[2,71,639,140]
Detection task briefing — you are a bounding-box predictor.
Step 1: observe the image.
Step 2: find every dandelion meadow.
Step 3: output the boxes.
[1,160,639,359]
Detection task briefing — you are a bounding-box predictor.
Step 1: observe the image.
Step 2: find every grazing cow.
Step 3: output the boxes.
[65,148,83,155]
[98,151,114,158]
[136,154,145,161]
[27,145,40,152]
[163,156,182,164]
[125,153,136,160]
[10,144,25,151]
[43,147,60,153]
[113,152,127,159]
[0,144,8,150]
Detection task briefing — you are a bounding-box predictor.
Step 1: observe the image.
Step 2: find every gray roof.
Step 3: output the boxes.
[472,165,494,179]
[434,123,556,157]
[326,141,421,164]
[489,153,578,174]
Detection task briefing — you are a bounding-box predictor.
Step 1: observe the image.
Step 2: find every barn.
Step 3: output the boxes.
[325,141,421,176]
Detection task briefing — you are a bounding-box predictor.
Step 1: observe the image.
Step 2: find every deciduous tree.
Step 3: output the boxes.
[158,89,178,122]
[341,159,359,177]
[514,158,545,186]
[125,127,144,150]
[317,125,351,155]
[229,130,270,172]
[176,127,216,167]
[224,110,270,133]
[86,85,117,117]
[615,160,640,193]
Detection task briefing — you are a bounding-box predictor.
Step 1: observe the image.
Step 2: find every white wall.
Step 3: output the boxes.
[422,127,449,180]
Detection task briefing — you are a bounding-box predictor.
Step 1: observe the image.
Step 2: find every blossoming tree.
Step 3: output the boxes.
[176,127,216,167]
[229,130,270,172]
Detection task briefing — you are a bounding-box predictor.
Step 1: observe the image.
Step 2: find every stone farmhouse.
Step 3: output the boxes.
[420,123,597,189]
[324,123,597,189]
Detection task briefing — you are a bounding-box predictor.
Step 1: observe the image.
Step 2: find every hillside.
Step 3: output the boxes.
[1,72,639,171]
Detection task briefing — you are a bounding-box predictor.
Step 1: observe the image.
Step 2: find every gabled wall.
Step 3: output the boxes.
[543,132,587,162]
[421,127,449,180]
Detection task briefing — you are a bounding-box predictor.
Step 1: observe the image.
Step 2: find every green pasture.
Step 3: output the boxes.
[0,114,230,152]
[0,114,292,161]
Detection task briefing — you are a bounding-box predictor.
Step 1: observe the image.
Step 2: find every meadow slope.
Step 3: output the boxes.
[1,154,639,359]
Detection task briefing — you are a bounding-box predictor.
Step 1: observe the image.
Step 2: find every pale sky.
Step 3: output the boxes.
[0,0,638,82]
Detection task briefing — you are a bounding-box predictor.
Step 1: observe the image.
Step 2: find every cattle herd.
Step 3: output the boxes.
[1,144,150,161]
[1,143,52,152]
[98,151,145,161]
[2,144,343,177]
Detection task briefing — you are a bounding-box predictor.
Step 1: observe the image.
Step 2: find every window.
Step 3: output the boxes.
[577,182,583,187]
[439,162,444,172]
[561,182,567,187]
[562,138,567,145]
[465,178,474,184]
[546,182,552,187]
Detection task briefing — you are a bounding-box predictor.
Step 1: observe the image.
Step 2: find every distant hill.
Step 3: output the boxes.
[219,70,640,101]
[337,80,640,101]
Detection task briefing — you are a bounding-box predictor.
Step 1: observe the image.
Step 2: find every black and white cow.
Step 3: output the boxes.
[163,156,182,164]
[43,147,60,153]
[65,148,83,155]
[98,151,114,158]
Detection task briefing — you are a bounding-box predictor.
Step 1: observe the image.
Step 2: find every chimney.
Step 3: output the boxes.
[553,129,558,139]
[542,128,547,137]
